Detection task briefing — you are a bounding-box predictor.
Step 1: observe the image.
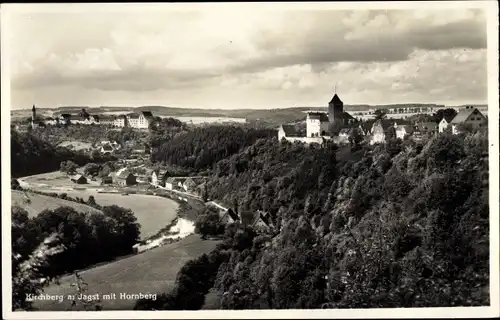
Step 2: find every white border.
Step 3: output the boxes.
[1,2,499,319]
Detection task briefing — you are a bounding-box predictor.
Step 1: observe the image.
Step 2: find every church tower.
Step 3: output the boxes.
[32,104,36,122]
[328,94,343,123]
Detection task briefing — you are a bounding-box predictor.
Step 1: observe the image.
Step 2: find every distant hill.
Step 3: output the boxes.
[11,103,487,128]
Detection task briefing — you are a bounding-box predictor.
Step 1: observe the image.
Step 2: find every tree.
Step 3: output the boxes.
[374,109,387,120]
[60,160,79,174]
[433,108,458,123]
[348,128,363,148]
[83,163,101,177]
[12,178,22,190]
[87,196,97,207]
[12,232,65,311]
[195,211,223,239]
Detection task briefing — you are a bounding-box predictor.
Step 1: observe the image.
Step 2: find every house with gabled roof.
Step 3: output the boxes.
[416,122,438,135]
[151,169,168,187]
[69,174,87,184]
[450,106,487,135]
[219,208,239,225]
[278,124,300,140]
[114,170,137,186]
[100,144,114,154]
[252,211,274,233]
[395,125,415,140]
[438,114,456,133]
[182,177,205,192]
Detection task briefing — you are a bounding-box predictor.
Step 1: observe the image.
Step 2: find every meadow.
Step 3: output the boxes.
[11,190,102,217]
[33,235,220,310]
[19,172,180,240]
[57,141,93,151]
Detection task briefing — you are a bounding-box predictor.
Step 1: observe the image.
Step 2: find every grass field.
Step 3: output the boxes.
[57,140,93,151]
[19,172,179,239]
[11,190,102,217]
[62,191,179,240]
[33,234,220,310]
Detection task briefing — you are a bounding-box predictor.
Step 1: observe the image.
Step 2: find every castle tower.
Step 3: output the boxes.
[328,94,343,123]
[32,104,36,122]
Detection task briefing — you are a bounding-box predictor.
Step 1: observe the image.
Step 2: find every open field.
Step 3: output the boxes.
[62,191,179,240]
[11,190,102,217]
[57,141,93,151]
[19,172,179,240]
[33,235,220,310]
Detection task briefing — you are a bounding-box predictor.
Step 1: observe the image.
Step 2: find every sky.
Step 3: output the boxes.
[4,4,489,110]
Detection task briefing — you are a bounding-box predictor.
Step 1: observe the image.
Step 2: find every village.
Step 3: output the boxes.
[278,93,488,145]
[17,105,156,130]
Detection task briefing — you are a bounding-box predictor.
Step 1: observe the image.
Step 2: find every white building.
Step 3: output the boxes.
[126,111,154,129]
[114,115,127,128]
[438,117,452,133]
[306,112,330,137]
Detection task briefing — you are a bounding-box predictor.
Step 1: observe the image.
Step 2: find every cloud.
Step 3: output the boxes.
[7,7,488,108]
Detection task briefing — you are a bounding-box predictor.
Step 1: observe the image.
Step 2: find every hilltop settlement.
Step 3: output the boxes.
[11,91,490,311]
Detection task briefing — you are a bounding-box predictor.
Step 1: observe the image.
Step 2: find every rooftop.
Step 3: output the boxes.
[280,124,299,137]
[451,107,484,124]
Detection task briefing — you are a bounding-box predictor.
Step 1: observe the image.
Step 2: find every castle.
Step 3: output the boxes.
[278,92,357,142]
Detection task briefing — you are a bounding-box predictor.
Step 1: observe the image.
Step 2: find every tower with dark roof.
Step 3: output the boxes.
[32,105,36,122]
[328,94,343,123]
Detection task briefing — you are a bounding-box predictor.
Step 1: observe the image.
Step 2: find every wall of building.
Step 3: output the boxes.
[283,137,325,144]
[306,118,322,137]
[438,119,449,133]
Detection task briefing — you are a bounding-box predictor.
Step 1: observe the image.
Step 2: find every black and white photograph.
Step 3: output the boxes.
[1,2,499,319]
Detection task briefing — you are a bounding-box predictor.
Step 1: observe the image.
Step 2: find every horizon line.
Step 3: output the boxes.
[11,102,489,112]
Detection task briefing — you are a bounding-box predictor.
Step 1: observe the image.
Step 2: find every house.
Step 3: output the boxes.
[99,115,115,126]
[395,125,415,140]
[114,115,127,128]
[176,178,187,190]
[100,144,114,154]
[416,122,438,135]
[450,106,487,135]
[195,182,208,198]
[44,117,58,126]
[165,177,177,190]
[151,169,168,187]
[182,177,205,192]
[88,115,100,124]
[219,208,239,225]
[369,119,410,144]
[58,114,72,124]
[101,176,113,184]
[138,111,154,129]
[370,120,391,144]
[69,174,87,184]
[437,114,455,133]
[252,211,274,233]
[115,170,137,186]
[278,124,299,140]
[126,113,141,128]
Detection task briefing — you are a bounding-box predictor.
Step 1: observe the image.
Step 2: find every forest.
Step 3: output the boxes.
[151,125,276,170]
[12,204,141,310]
[136,130,489,309]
